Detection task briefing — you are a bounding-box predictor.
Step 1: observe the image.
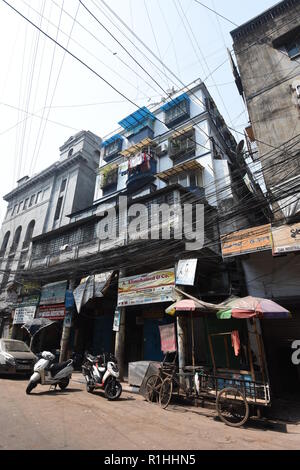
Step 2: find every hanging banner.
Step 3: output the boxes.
[39,281,67,306]
[159,323,177,353]
[38,305,66,320]
[82,276,95,306]
[95,271,113,297]
[272,222,300,255]
[176,259,198,286]
[221,224,271,258]
[13,306,37,325]
[73,277,89,313]
[118,269,175,307]
[20,281,41,296]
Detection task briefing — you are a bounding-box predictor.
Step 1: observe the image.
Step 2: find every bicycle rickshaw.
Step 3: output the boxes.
[143,293,289,427]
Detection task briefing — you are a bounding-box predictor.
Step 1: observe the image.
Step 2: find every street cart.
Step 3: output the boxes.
[144,293,290,427]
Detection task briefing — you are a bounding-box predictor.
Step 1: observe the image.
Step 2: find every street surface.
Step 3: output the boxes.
[0,375,299,450]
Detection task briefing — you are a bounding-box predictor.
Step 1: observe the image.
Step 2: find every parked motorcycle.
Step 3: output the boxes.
[82,352,122,400]
[26,351,74,395]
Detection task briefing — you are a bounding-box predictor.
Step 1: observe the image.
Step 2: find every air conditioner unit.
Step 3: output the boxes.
[60,244,69,252]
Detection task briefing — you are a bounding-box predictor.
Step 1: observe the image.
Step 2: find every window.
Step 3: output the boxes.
[10,226,22,253]
[5,208,12,220]
[0,231,10,256]
[169,171,202,188]
[165,100,190,126]
[68,148,74,157]
[12,204,18,216]
[35,191,42,204]
[17,201,23,214]
[29,194,35,207]
[23,198,29,211]
[286,40,300,59]
[104,139,122,159]
[54,196,63,221]
[23,220,35,249]
[60,179,67,193]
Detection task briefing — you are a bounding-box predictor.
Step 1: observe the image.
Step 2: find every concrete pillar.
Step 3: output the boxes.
[114,307,126,381]
[59,279,76,363]
[177,315,187,384]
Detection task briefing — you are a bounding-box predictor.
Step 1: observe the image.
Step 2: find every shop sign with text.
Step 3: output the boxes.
[221,224,271,258]
[38,305,66,320]
[118,269,175,307]
[272,222,300,255]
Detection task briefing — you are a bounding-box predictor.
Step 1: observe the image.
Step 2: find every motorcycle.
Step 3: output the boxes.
[26,351,74,395]
[82,352,122,400]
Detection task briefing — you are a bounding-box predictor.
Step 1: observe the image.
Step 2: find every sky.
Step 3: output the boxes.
[0,0,277,223]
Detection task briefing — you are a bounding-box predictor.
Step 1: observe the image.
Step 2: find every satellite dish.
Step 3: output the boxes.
[236,140,245,155]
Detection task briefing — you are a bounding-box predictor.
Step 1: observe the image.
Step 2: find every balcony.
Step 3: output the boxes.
[126,158,157,193]
[169,129,196,162]
[99,164,118,192]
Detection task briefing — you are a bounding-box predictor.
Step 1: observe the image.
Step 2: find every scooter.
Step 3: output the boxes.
[82,352,122,400]
[26,351,74,394]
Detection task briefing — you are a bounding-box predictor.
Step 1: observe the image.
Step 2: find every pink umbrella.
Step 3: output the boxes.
[219,296,290,319]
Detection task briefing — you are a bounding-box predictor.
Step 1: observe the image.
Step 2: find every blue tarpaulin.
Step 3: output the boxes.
[118,107,156,131]
[160,93,189,112]
[101,134,122,148]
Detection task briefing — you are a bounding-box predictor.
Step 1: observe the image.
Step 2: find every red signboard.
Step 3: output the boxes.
[38,304,66,320]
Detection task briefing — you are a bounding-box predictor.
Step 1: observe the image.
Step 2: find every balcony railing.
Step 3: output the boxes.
[169,135,196,161]
[126,157,157,193]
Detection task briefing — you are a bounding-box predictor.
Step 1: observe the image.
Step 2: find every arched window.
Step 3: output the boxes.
[10,226,22,253]
[0,231,10,256]
[23,220,35,248]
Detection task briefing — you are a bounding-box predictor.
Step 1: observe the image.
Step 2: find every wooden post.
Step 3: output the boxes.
[253,321,266,383]
[208,334,216,373]
[190,312,195,367]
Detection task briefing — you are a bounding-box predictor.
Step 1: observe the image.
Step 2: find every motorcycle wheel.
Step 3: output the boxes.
[86,383,95,393]
[104,378,122,401]
[26,381,37,395]
[58,378,70,390]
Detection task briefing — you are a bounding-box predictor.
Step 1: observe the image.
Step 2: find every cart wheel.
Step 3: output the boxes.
[159,378,173,409]
[216,387,249,427]
[145,375,163,403]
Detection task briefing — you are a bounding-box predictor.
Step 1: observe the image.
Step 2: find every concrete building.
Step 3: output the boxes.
[20,80,264,379]
[231,0,300,223]
[0,130,102,337]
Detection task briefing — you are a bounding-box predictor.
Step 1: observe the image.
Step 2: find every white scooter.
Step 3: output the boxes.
[26,351,74,395]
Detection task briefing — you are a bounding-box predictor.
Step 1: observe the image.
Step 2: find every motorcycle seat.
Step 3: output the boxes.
[50,360,72,377]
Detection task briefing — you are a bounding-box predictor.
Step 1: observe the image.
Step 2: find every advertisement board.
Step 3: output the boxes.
[176,259,198,286]
[221,224,271,258]
[13,306,36,325]
[38,305,66,320]
[118,269,175,307]
[40,281,67,306]
[272,222,300,255]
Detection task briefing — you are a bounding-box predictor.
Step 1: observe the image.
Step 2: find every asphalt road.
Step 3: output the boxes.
[0,375,299,450]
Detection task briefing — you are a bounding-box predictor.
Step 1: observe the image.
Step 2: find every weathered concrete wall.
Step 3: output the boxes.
[232,0,300,194]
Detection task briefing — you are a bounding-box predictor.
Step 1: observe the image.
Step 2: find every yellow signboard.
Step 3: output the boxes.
[272,222,300,255]
[221,224,272,258]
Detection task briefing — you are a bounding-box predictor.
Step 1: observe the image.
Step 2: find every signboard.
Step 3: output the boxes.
[20,281,41,296]
[113,308,121,332]
[159,323,177,353]
[40,281,67,306]
[65,290,75,309]
[73,277,89,313]
[272,222,300,255]
[118,269,175,307]
[176,259,198,286]
[95,271,113,298]
[13,306,36,325]
[221,224,271,258]
[38,305,66,320]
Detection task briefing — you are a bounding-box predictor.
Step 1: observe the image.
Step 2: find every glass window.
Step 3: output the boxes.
[60,179,67,193]
[35,191,42,204]
[17,201,23,214]
[29,195,35,207]
[42,187,50,200]
[23,198,29,211]
[286,41,300,59]
[12,204,18,216]
[54,196,63,221]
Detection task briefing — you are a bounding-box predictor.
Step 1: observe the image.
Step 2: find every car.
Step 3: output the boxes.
[0,339,37,375]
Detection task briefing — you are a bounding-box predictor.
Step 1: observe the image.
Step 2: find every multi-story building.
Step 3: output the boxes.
[224,0,300,400]
[20,79,263,379]
[0,130,102,337]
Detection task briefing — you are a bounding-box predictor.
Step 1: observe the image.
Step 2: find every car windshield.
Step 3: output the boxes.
[2,340,30,352]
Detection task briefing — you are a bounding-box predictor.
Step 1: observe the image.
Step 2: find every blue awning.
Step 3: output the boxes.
[102,134,123,148]
[118,107,156,131]
[160,93,189,112]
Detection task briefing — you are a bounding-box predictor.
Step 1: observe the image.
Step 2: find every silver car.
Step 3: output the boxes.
[0,339,36,375]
